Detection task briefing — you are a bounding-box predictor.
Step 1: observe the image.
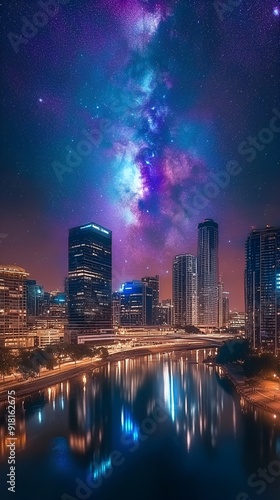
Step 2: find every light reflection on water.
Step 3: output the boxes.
[0,349,280,500]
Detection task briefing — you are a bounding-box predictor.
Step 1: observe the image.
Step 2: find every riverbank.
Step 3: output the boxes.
[0,341,217,403]
[221,363,280,417]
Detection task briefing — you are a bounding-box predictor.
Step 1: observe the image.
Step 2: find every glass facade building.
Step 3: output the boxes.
[68,223,112,341]
[172,254,197,326]
[141,275,159,325]
[112,291,121,328]
[120,281,153,326]
[245,225,280,351]
[222,291,230,327]
[197,219,219,327]
[0,265,30,347]
[155,299,174,326]
[26,280,46,317]
[218,281,224,328]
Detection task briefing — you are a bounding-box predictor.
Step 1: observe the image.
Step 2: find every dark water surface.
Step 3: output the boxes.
[1,349,280,500]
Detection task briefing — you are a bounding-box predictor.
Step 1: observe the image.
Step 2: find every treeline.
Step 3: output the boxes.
[174,325,201,333]
[216,339,280,378]
[0,344,109,381]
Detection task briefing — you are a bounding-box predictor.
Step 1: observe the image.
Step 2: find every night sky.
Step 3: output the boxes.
[0,0,279,310]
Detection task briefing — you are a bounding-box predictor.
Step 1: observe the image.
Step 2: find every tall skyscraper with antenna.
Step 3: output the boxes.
[197,219,219,327]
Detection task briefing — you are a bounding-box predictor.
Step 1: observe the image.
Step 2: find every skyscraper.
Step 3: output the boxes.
[0,265,30,347]
[26,280,46,317]
[245,225,280,352]
[218,283,230,328]
[197,219,219,327]
[155,299,174,326]
[218,280,224,328]
[222,291,230,327]
[112,291,121,328]
[141,275,159,325]
[120,281,153,326]
[172,254,197,326]
[67,222,112,342]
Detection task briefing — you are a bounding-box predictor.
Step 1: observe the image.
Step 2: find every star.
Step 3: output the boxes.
[1,0,278,315]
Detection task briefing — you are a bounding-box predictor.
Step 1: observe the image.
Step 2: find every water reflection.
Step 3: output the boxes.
[0,349,280,500]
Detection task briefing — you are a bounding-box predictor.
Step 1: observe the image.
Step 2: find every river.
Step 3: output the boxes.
[0,349,279,500]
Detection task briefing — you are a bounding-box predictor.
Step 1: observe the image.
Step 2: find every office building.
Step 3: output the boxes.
[229,311,245,331]
[112,292,121,328]
[222,291,230,327]
[218,281,230,329]
[26,280,47,318]
[120,281,153,326]
[197,219,219,327]
[155,299,174,326]
[141,275,159,325]
[173,254,197,326]
[245,225,280,352]
[67,222,112,342]
[0,265,32,347]
[48,290,66,317]
[26,289,66,346]
[218,281,224,328]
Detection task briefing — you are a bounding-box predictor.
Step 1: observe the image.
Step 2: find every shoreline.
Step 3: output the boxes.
[0,342,217,403]
[220,363,280,417]
[1,344,279,420]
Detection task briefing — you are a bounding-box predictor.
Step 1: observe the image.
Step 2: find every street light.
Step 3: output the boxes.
[273,373,280,390]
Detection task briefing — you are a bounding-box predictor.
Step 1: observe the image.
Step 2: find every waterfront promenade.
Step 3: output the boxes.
[0,340,218,403]
[2,339,279,419]
[222,363,280,417]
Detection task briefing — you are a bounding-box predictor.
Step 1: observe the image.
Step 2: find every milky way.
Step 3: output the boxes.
[92,1,212,256]
[0,0,279,308]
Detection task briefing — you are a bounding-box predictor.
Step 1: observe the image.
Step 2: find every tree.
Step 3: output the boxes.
[184,325,201,334]
[216,339,250,365]
[0,348,16,381]
[98,347,109,359]
[50,343,95,367]
[51,343,67,369]
[77,344,96,359]
[64,344,89,365]
[243,353,278,378]
[17,349,39,379]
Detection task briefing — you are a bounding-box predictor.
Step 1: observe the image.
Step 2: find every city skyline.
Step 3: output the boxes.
[3,219,279,339]
[1,1,279,312]
[2,218,280,313]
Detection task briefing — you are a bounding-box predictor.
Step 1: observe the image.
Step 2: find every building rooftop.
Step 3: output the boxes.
[0,265,29,276]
